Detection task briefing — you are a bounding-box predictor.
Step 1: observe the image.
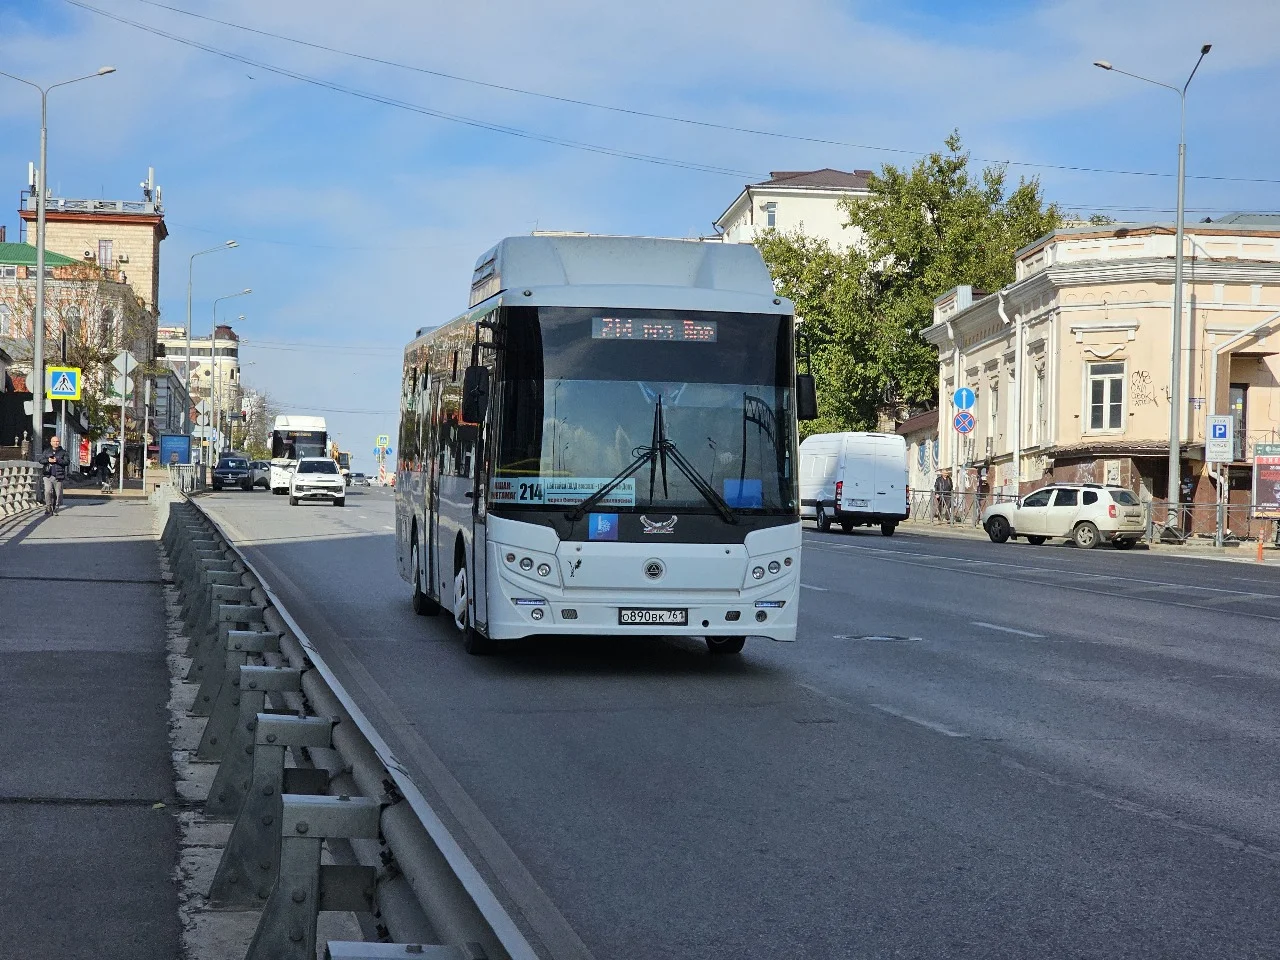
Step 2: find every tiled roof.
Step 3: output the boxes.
[0,242,78,267]
[758,169,873,190]
[896,409,939,435]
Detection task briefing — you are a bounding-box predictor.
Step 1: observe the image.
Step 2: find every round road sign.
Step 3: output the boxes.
[954,411,976,434]
[953,387,976,410]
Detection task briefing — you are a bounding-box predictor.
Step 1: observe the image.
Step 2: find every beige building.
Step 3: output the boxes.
[715,169,872,249]
[19,169,167,312]
[158,323,242,419]
[921,218,1280,525]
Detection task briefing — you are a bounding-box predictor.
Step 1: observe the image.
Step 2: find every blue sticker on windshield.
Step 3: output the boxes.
[588,513,619,541]
[723,478,763,508]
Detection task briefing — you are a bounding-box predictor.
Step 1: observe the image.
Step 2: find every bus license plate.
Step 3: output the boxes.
[619,608,688,625]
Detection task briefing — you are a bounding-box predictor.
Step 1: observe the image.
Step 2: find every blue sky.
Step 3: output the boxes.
[2,0,1278,464]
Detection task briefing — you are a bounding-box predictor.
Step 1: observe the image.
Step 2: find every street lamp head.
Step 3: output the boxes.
[225,240,238,248]
[97,66,116,75]
[1093,60,1113,70]
[1201,43,1212,56]
[241,287,252,295]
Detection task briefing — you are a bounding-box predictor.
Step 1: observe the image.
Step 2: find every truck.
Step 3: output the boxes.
[799,431,908,536]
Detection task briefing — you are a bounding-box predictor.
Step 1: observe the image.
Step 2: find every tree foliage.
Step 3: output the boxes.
[757,133,1060,432]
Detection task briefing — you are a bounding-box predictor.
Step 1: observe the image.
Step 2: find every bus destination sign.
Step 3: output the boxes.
[592,317,718,342]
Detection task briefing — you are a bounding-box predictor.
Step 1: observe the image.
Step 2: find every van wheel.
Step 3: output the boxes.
[840,521,853,534]
[707,636,746,655]
[816,505,832,532]
[986,516,1011,543]
[1073,521,1100,550]
[411,540,440,616]
[880,522,897,537]
[1026,536,1047,545]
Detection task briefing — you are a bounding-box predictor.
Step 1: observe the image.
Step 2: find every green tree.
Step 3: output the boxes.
[758,132,1061,432]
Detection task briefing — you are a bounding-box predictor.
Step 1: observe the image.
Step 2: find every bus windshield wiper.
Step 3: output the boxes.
[565,398,737,525]
[653,399,737,525]
[565,401,665,522]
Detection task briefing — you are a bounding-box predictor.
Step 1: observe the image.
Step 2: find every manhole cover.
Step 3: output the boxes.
[833,634,922,643]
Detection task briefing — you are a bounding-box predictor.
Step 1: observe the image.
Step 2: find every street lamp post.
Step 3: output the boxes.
[0,66,116,456]
[1095,44,1211,531]
[185,242,238,435]
[209,290,251,466]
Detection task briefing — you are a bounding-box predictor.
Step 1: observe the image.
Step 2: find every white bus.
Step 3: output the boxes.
[395,234,817,655]
[269,415,329,494]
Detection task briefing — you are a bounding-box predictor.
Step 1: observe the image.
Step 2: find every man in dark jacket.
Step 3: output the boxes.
[41,436,70,514]
[93,446,112,491]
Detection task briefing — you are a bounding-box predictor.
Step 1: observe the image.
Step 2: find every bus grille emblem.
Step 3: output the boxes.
[644,560,665,580]
[640,515,677,535]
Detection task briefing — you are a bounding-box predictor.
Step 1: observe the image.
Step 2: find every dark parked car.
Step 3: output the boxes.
[212,456,253,491]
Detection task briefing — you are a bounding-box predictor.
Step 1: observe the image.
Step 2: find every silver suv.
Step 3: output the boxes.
[981,483,1147,549]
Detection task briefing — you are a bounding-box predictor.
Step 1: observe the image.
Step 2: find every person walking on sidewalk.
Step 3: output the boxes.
[41,436,70,515]
[93,445,112,493]
[932,469,953,522]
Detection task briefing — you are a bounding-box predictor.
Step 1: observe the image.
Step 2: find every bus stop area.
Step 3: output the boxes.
[0,493,180,958]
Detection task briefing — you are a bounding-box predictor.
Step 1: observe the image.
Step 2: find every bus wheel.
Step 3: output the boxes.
[707,636,746,655]
[411,541,440,616]
[454,566,495,655]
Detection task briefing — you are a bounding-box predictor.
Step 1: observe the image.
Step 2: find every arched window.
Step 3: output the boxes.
[99,307,114,343]
[64,305,81,340]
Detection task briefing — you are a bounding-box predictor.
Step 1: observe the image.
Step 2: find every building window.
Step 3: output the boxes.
[988,383,999,441]
[98,239,113,268]
[1087,361,1125,431]
[100,307,114,343]
[64,305,81,340]
[1033,369,1045,447]
[764,202,777,228]
[0,303,11,338]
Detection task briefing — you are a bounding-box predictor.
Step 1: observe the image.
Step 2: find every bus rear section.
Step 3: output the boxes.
[395,234,817,655]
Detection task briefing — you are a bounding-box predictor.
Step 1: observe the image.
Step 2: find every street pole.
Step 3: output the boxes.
[1094,44,1210,532]
[118,352,130,493]
[185,241,238,435]
[0,66,115,458]
[210,291,250,467]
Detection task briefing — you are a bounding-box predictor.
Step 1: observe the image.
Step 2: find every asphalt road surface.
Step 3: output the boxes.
[200,486,1280,960]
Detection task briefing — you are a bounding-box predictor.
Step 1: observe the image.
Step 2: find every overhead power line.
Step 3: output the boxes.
[64,0,761,179]
[121,0,1280,187]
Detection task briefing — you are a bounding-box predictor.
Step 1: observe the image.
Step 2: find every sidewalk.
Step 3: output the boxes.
[897,515,1280,564]
[0,494,180,957]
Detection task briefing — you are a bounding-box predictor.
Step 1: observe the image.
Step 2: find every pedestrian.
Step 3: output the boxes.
[41,435,70,515]
[94,445,112,492]
[933,469,953,522]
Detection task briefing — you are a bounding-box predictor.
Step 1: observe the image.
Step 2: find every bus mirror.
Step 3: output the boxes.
[796,373,818,421]
[462,365,490,424]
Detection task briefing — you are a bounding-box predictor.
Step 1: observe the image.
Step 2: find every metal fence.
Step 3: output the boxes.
[1144,500,1280,545]
[908,489,1019,528]
[168,463,203,494]
[0,461,41,518]
[158,485,539,960]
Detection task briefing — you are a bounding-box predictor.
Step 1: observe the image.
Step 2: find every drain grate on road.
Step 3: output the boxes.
[833,634,922,643]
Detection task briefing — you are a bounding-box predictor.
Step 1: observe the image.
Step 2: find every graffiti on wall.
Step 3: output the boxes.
[1130,370,1157,407]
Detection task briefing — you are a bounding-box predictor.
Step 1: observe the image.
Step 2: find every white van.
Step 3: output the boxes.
[799,432,909,536]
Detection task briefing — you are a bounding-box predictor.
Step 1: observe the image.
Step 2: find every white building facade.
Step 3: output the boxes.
[714,169,873,249]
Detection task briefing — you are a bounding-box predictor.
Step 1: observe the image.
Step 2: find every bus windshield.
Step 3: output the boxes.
[493,306,797,515]
[271,430,327,460]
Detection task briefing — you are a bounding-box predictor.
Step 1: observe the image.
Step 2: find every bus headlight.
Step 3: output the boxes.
[519,557,533,571]
[768,561,781,574]
[537,563,551,578]
[752,566,765,580]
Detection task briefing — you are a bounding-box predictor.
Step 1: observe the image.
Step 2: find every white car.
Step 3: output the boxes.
[981,483,1146,549]
[289,457,346,507]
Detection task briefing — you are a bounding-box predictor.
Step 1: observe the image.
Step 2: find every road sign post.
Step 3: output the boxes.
[1206,415,1235,547]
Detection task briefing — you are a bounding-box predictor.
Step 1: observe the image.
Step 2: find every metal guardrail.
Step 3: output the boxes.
[158,484,540,960]
[907,490,1018,528]
[1144,500,1280,545]
[168,463,204,494]
[0,461,41,518]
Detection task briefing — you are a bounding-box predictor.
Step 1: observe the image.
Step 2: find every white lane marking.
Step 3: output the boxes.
[871,704,968,738]
[800,583,829,591]
[808,540,1279,599]
[972,620,1046,638]
[382,525,394,530]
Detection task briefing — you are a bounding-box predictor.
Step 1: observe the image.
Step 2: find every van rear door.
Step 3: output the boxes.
[870,436,907,518]
[839,437,875,514]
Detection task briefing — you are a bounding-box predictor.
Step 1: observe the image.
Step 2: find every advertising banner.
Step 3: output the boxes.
[1253,443,1280,519]
[160,433,192,466]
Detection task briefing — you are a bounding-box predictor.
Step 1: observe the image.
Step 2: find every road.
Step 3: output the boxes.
[200,487,1280,959]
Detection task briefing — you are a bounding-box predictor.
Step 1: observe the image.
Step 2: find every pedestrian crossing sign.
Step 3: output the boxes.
[46,366,82,400]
